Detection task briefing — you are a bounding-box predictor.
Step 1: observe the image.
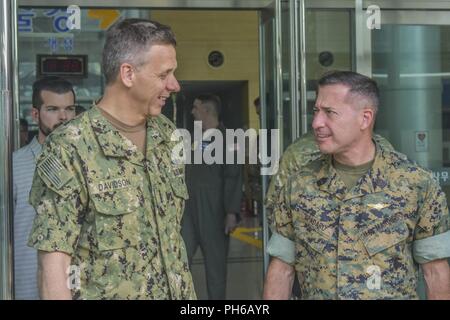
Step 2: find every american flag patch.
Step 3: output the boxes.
[38,155,72,189]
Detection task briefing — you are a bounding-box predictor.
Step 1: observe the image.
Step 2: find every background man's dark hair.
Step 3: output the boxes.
[102,18,177,85]
[195,94,222,119]
[317,70,380,113]
[19,118,28,130]
[32,76,75,110]
[75,105,86,115]
[253,97,260,107]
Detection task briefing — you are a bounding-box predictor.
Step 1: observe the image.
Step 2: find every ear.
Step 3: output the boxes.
[361,108,374,130]
[119,63,135,88]
[31,107,39,124]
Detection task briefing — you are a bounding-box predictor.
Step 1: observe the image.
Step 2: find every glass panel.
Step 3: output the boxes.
[372,24,450,201]
[17,8,148,138]
[15,6,265,300]
[1,0,15,300]
[304,7,353,132]
[259,5,277,280]
[262,15,277,139]
[281,0,293,149]
[372,19,450,301]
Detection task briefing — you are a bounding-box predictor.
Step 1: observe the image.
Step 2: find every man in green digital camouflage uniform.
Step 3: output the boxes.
[28,19,196,300]
[264,71,450,300]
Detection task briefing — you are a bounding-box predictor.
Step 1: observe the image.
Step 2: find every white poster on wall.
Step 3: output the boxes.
[415,131,429,152]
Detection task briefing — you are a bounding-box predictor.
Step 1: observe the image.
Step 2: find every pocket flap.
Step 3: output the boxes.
[361,219,409,257]
[297,224,330,253]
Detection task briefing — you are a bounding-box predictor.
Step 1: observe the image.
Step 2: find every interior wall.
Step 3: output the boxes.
[306,10,352,80]
[151,10,260,129]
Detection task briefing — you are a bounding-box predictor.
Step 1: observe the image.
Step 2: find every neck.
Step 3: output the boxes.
[37,131,46,144]
[202,117,219,131]
[97,85,147,126]
[333,135,376,166]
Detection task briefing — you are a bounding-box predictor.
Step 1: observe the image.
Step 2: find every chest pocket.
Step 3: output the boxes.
[91,188,142,252]
[361,218,410,257]
[295,222,331,254]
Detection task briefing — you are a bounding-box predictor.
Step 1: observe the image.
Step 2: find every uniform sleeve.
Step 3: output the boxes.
[413,176,450,264]
[27,139,87,256]
[265,144,296,227]
[267,231,296,265]
[266,175,296,264]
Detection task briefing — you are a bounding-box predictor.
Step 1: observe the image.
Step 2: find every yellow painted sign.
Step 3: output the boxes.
[231,227,262,249]
[87,10,120,29]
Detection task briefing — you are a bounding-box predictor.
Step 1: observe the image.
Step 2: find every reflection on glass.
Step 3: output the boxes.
[17,8,144,132]
[304,9,353,130]
[372,24,450,200]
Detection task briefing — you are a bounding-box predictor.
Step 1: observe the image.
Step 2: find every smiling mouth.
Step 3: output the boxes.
[158,96,169,105]
[315,133,331,141]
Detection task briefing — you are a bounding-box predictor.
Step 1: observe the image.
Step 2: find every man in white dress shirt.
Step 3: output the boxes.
[13,76,76,299]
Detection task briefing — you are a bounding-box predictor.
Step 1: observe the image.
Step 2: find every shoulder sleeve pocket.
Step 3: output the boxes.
[171,177,189,200]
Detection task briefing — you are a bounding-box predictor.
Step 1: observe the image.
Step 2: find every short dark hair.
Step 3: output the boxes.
[19,118,28,130]
[75,105,86,115]
[318,70,379,112]
[102,18,177,85]
[32,76,75,110]
[195,94,222,118]
[253,97,260,107]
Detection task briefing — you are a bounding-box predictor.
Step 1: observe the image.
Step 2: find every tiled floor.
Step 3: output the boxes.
[190,216,264,300]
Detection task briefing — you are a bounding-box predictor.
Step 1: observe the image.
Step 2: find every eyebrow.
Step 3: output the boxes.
[314,105,337,113]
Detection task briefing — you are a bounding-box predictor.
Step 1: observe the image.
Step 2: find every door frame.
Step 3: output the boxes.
[19,0,273,9]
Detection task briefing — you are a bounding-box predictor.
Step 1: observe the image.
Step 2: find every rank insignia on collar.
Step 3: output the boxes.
[367,203,389,210]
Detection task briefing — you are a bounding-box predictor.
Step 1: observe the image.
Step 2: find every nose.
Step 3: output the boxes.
[59,109,68,121]
[311,110,324,131]
[167,74,180,93]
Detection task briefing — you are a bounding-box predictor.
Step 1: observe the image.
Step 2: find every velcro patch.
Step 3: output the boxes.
[38,154,72,189]
[91,178,132,194]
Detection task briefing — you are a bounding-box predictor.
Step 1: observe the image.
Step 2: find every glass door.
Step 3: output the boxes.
[302,0,355,132]
[4,0,286,300]
[370,10,450,199]
[368,8,450,300]
[259,2,278,275]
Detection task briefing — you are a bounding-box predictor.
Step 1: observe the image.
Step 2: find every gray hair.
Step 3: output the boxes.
[318,70,379,113]
[102,18,176,85]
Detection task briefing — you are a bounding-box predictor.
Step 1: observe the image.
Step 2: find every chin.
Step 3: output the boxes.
[317,143,334,155]
[148,106,163,117]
